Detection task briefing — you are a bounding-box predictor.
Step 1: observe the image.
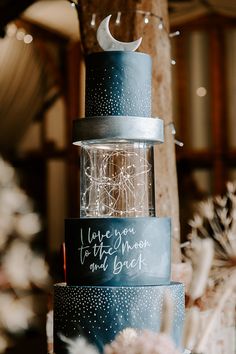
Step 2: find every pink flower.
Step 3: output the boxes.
[104,329,181,354]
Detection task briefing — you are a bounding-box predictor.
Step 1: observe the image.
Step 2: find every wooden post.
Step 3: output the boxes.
[65,42,85,217]
[209,28,227,195]
[77,0,181,261]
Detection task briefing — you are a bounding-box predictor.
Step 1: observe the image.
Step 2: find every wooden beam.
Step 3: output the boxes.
[64,42,84,217]
[209,28,227,194]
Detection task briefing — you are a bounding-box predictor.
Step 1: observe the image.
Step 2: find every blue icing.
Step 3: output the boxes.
[65,217,171,286]
[54,283,185,354]
[85,52,152,117]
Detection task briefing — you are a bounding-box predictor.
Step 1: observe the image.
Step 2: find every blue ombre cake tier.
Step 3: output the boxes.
[54,282,185,354]
[85,52,152,117]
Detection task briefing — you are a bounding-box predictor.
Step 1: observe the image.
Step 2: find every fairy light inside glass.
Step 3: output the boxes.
[80,142,155,217]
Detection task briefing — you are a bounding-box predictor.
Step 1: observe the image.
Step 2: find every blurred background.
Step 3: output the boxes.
[0,0,235,353]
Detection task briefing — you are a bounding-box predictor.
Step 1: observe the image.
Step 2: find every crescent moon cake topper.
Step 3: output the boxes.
[97,15,142,51]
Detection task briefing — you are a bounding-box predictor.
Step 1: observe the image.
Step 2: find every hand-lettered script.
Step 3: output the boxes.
[78,226,151,275]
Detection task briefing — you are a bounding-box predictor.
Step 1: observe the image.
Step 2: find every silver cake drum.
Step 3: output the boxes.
[72,116,164,145]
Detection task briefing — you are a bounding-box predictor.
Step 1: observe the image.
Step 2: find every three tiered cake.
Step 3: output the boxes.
[54,16,184,354]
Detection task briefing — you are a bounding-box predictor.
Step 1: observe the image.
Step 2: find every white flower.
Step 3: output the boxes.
[0,333,8,353]
[14,213,41,239]
[59,334,99,354]
[227,181,236,194]
[104,330,181,354]
[2,240,32,288]
[0,158,15,186]
[0,188,30,215]
[215,196,227,208]
[29,256,50,288]
[199,199,214,220]
[0,295,34,333]
[3,239,50,289]
[188,214,203,229]
[0,214,14,244]
[105,328,137,353]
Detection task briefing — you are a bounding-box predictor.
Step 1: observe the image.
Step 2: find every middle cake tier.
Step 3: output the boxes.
[65,217,171,286]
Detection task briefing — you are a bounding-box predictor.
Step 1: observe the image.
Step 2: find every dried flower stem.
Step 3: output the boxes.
[160,291,174,335]
[194,271,236,353]
[188,239,214,303]
[182,306,200,350]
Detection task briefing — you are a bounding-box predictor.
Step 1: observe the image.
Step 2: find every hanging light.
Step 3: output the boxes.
[16,29,25,41]
[91,13,96,27]
[158,20,164,30]
[115,12,121,25]
[144,13,149,24]
[24,34,33,44]
[169,30,180,38]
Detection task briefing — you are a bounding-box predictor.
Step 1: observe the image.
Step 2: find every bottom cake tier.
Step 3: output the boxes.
[54,282,185,353]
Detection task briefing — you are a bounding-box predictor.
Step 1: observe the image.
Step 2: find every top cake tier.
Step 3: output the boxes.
[85,51,152,117]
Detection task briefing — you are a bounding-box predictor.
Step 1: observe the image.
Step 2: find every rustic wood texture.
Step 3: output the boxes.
[77,0,181,261]
[209,28,227,195]
[65,42,83,217]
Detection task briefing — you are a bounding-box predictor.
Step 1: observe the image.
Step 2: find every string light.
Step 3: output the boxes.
[169,30,180,38]
[6,23,33,44]
[81,144,153,217]
[90,13,96,27]
[196,87,207,97]
[23,34,33,44]
[68,0,78,7]
[144,13,150,24]
[67,1,181,36]
[175,139,184,147]
[171,59,176,65]
[167,122,184,147]
[70,6,169,33]
[115,11,121,25]
[169,122,176,135]
[6,23,17,37]
[16,29,25,41]
[158,20,164,30]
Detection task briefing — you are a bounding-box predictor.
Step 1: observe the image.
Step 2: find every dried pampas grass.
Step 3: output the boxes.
[160,290,174,335]
[187,238,214,303]
[59,334,99,354]
[194,270,236,353]
[182,306,200,351]
[187,181,236,287]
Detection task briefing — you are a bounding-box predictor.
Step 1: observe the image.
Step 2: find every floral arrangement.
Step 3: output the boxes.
[0,157,50,352]
[48,181,236,354]
[59,328,183,354]
[180,181,236,353]
[187,181,236,289]
[104,329,181,354]
[58,292,184,354]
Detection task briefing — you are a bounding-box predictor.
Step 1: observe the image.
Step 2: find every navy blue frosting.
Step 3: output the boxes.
[65,217,171,286]
[85,52,152,117]
[54,282,185,354]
